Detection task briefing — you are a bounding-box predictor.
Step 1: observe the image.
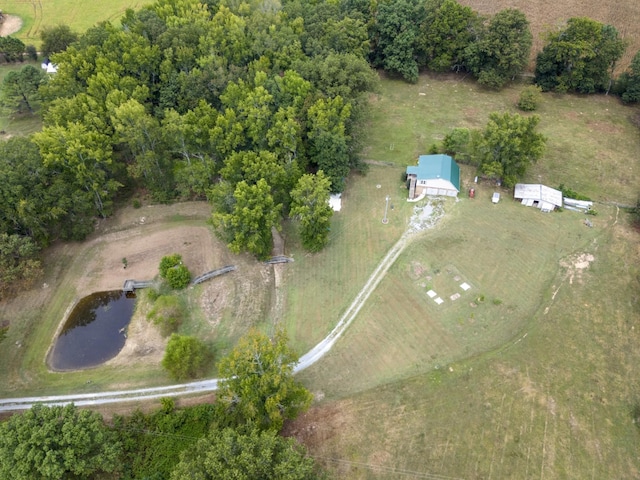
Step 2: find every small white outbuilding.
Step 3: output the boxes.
[513,184,563,212]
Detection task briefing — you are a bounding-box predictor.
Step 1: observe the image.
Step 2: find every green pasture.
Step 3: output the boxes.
[291,75,640,478]
[281,164,413,354]
[1,0,149,46]
[298,188,603,398]
[302,207,640,479]
[366,73,640,204]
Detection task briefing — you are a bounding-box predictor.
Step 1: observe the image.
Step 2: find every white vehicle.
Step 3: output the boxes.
[492,192,500,204]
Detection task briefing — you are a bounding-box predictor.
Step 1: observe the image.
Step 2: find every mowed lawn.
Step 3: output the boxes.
[298,188,603,398]
[292,207,640,479]
[2,0,150,46]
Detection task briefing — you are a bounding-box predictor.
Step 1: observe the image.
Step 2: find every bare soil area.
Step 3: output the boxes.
[0,15,22,37]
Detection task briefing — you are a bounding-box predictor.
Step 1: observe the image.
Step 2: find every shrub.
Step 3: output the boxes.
[147,295,185,336]
[159,254,182,279]
[557,184,591,201]
[162,334,209,380]
[517,85,542,111]
[25,45,38,61]
[166,264,191,289]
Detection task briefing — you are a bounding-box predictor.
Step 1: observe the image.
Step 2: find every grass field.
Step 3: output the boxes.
[282,74,640,478]
[1,0,149,46]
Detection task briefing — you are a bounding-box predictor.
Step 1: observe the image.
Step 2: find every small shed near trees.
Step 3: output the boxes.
[406,154,460,200]
[513,183,563,212]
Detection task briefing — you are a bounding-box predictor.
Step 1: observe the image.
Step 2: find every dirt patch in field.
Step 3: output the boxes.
[560,252,595,285]
[0,15,23,37]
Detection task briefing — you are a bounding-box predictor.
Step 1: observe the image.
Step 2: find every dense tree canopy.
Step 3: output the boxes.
[170,428,320,480]
[0,403,121,480]
[216,329,312,431]
[535,17,626,93]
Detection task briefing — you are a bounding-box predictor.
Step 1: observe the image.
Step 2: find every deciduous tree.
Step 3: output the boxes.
[170,428,320,480]
[477,112,546,187]
[418,0,477,72]
[464,8,532,89]
[216,329,312,431]
[162,334,209,380]
[534,17,626,93]
[0,403,121,480]
[372,0,424,82]
[211,179,281,259]
[0,233,41,299]
[40,25,79,58]
[290,171,333,252]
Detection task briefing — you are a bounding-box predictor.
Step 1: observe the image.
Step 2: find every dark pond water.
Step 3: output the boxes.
[49,290,136,370]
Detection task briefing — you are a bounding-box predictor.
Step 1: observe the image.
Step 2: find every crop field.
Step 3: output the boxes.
[284,74,640,478]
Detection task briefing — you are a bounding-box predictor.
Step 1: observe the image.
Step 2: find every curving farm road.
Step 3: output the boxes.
[0,202,440,412]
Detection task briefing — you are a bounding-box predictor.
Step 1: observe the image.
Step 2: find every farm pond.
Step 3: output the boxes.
[48,291,136,370]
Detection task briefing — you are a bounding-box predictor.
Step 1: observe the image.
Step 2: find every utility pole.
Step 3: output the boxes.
[382,195,390,224]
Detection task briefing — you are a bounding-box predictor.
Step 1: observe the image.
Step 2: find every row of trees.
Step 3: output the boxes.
[0,329,319,479]
[0,25,78,63]
[367,0,533,87]
[337,0,640,98]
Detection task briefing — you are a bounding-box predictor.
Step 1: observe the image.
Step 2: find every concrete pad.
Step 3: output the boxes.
[434,297,444,305]
[427,290,437,298]
[460,282,471,291]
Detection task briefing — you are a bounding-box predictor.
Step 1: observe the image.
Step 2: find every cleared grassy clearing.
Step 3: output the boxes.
[298,185,602,398]
[291,208,640,479]
[286,73,640,478]
[1,0,149,46]
[365,74,640,203]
